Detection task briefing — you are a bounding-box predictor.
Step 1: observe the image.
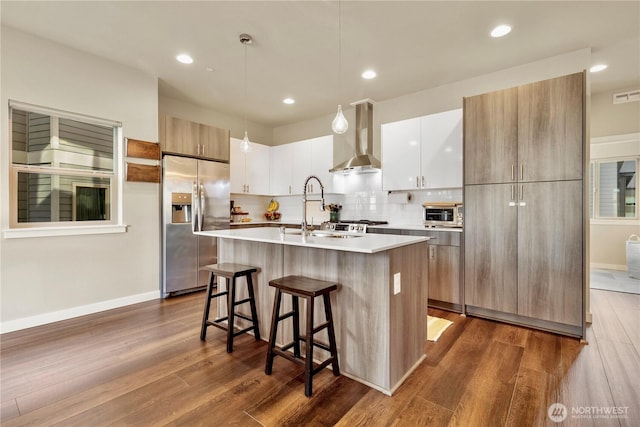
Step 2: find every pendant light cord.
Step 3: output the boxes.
[244,41,248,134]
[337,0,342,99]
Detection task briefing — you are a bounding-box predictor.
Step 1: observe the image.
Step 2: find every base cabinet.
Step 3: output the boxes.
[428,244,461,307]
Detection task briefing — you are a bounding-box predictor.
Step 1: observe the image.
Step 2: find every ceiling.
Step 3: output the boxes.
[2,1,639,128]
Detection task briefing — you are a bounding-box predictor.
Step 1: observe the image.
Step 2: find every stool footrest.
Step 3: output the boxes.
[312,322,330,334]
[232,325,255,337]
[272,348,305,366]
[234,312,253,322]
[234,297,252,306]
[312,358,335,375]
[277,311,295,321]
[311,340,331,352]
[209,291,229,299]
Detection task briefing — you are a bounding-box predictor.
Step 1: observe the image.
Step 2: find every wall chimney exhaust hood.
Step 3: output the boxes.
[330,99,381,173]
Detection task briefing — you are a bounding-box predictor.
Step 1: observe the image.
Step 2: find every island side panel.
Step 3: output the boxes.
[389,242,428,390]
[283,245,391,391]
[217,238,284,340]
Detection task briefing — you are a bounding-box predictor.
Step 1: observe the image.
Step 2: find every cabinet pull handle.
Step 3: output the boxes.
[416,176,419,188]
[202,145,205,156]
[520,164,524,180]
[519,184,524,200]
[247,184,249,193]
[422,176,425,187]
[289,185,291,195]
[511,184,515,201]
[511,164,515,181]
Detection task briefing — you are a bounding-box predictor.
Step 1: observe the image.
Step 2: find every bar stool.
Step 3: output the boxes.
[265,275,340,397]
[200,263,260,353]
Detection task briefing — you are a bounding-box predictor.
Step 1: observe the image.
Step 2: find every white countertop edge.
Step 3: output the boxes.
[197,229,430,254]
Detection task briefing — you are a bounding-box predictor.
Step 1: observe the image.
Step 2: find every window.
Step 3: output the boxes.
[9,101,123,231]
[590,157,638,219]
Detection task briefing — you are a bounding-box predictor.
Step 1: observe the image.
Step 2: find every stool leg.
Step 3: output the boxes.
[323,293,340,376]
[292,295,301,358]
[246,273,261,341]
[265,288,282,375]
[226,277,237,353]
[304,296,315,397]
[200,272,216,340]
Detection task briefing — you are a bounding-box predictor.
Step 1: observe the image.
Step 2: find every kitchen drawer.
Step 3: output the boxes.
[402,229,461,247]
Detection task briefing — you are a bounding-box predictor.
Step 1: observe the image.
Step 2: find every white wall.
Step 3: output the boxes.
[159,95,273,145]
[591,89,640,138]
[274,49,592,169]
[1,27,160,332]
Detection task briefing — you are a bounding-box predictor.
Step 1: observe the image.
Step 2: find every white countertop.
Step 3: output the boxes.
[197,227,430,254]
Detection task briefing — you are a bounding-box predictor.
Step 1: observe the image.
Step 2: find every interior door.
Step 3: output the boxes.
[464,183,518,313]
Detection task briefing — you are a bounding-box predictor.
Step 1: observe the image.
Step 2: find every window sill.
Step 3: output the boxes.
[3,225,128,239]
[590,219,640,226]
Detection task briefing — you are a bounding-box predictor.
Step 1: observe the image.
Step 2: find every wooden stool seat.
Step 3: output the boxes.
[265,275,340,397]
[200,263,260,353]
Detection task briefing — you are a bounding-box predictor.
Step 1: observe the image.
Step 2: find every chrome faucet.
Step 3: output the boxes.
[302,175,325,236]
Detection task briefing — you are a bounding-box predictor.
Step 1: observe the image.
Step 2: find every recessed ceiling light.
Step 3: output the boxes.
[205,66,214,72]
[176,54,194,64]
[362,70,377,79]
[283,98,295,105]
[590,64,608,73]
[490,25,512,38]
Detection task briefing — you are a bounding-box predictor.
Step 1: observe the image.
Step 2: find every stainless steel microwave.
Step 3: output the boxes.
[423,202,463,228]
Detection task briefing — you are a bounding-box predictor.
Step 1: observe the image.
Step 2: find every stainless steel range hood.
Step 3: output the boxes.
[330,99,381,173]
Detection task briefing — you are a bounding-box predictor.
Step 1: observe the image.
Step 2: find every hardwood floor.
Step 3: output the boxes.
[1,288,638,426]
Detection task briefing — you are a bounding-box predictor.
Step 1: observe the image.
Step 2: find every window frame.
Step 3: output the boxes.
[590,156,639,221]
[5,100,126,238]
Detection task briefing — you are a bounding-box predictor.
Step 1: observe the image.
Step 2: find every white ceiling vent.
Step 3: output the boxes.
[613,89,640,104]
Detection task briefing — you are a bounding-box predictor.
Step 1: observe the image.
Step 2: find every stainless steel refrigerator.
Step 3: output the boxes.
[162,155,230,297]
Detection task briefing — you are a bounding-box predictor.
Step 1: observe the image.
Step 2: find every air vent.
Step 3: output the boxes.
[613,89,640,104]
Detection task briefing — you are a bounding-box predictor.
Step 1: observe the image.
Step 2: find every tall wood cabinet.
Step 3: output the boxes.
[463,72,585,337]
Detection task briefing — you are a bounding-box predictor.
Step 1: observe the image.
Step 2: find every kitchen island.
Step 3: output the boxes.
[197,227,430,395]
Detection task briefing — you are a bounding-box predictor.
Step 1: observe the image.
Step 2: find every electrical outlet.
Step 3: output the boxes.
[393,273,401,295]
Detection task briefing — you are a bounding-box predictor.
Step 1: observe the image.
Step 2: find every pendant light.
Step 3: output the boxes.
[240,33,253,153]
[331,0,348,134]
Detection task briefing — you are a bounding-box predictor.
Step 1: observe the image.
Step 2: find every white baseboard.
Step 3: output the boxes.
[590,263,626,271]
[0,290,161,334]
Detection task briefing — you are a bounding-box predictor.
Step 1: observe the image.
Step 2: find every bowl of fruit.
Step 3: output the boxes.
[264,199,281,221]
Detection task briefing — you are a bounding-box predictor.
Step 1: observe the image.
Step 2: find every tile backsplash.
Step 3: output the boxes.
[232,172,461,226]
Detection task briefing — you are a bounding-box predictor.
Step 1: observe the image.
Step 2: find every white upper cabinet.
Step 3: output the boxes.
[382,117,421,191]
[269,135,334,195]
[382,109,463,191]
[420,109,463,189]
[270,144,293,196]
[230,138,270,195]
[309,135,334,194]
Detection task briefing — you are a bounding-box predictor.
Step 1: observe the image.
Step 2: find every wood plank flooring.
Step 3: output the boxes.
[1,288,638,426]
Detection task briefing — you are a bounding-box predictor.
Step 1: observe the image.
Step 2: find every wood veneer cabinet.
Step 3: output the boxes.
[160,115,230,161]
[464,87,518,185]
[463,71,585,337]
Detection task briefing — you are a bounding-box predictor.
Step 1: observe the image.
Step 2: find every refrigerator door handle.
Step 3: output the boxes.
[199,183,205,231]
[192,181,199,232]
